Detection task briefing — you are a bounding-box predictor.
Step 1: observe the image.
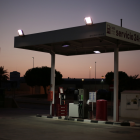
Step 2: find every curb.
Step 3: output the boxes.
[36,115,134,127]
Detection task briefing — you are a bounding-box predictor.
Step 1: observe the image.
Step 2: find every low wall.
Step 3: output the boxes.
[121,90,140,119]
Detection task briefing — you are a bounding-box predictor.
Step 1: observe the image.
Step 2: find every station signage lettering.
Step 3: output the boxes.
[107,23,140,44]
[116,30,140,42]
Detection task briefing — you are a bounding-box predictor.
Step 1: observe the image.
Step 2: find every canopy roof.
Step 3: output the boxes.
[14,22,140,56]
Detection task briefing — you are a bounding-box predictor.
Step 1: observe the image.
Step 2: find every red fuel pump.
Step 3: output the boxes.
[56,87,67,116]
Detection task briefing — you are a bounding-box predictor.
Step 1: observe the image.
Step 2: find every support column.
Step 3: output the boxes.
[113,47,119,122]
[50,52,55,115]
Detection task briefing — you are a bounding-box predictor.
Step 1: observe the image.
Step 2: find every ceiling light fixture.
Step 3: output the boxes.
[94,51,101,54]
[62,43,70,47]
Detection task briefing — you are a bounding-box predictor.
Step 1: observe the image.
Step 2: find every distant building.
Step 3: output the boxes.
[1,71,20,89]
[4,71,109,95]
[56,78,108,91]
[10,71,20,88]
[10,71,20,81]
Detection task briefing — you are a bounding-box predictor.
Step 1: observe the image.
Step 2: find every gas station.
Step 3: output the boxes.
[14,18,140,122]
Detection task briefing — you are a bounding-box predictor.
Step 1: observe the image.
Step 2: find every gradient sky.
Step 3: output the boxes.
[0,0,140,79]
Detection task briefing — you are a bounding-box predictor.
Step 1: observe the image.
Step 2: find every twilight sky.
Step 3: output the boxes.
[0,0,140,79]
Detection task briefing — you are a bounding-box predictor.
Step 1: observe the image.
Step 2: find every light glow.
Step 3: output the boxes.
[84,17,93,25]
[94,51,101,54]
[62,44,70,47]
[18,29,24,36]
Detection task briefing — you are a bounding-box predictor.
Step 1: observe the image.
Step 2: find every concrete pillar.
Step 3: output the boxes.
[50,52,55,115]
[113,47,119,122]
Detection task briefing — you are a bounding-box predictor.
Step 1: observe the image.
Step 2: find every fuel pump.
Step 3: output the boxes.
[74,89,79,104]
[58,87,66,105]
[78,94,83,118]
[69,89,88,118]
[56,87,67,116]
[60,94,66,105]
[78,89,85,118]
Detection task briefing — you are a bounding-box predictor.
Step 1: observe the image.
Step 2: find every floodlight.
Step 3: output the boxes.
[18,29,24,36]
[94,51,101,54]
[84,17,93,25]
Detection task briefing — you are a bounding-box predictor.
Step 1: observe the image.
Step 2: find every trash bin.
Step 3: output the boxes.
[0,88,5,108]
[96,99,107,121]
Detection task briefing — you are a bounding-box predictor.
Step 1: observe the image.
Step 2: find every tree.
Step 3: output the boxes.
[127,74,139,90]
[105,71,129,92]
[105,71,129,99]
[105,71,140,99]
[0,66,9,87]
[105,71,140,90]
[105,71,114,85]
[24,66,63,94]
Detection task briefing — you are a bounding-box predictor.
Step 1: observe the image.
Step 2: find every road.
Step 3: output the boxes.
[0,108,140,140]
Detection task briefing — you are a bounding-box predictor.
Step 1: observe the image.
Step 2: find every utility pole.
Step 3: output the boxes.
[32,57,34,95]
[32,57,34,68]
[120,19,122,27]
[95,62,96,91]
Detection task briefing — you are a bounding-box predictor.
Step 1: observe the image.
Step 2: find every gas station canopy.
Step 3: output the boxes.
[14,21,140,122]
[14,22,140,55]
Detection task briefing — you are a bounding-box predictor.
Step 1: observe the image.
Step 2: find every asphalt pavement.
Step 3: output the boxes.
[0,108,140,140]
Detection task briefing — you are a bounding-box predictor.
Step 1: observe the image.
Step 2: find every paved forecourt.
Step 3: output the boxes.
[1,109,140,140]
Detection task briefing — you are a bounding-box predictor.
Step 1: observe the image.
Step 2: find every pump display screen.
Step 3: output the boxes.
[74,90,79,100]
[59,88,63,93]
